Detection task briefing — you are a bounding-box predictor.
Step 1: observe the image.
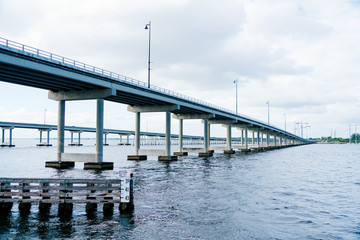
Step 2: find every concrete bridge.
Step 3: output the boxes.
[0,121,229,147]
[0,37,312,169]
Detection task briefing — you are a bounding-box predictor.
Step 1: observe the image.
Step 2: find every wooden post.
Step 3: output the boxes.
[18,182,31,215]
[86,183,97,216]
[0,182,12,214]
[103,182,114,216]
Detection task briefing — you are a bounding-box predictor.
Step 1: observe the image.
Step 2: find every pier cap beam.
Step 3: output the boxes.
[49,88,116,101]
[207,120,237,125]
[172,113,215,120]
[127,104,179,113]
[234,124,253,129]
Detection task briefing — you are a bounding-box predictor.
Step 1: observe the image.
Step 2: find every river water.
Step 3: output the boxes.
[0,140,359,239]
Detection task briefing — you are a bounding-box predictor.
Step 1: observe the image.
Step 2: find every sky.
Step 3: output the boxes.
[1,0,360,139]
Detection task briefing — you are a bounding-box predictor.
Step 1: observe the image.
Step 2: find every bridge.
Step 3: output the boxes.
[0,121,228,147]
[0,36,312,169]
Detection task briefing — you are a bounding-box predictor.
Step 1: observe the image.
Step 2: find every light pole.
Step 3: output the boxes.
[234,79,238,115]
[145,21,151,88]
[266,101,269,125]
[283,113,286,131]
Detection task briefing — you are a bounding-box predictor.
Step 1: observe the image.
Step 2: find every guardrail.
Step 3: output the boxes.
[0,37,237,115]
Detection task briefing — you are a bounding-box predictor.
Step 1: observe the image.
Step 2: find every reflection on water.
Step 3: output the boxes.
[1,141,360,239]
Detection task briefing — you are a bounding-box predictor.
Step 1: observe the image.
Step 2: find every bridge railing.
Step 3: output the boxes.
[0,37,237,112]
[0,37,281,132]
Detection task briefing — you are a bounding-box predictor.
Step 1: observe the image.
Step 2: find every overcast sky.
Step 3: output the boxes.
[1,0,360,139]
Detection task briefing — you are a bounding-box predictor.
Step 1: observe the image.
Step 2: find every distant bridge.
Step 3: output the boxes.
[0,121,227,147]
[0,37,312,169]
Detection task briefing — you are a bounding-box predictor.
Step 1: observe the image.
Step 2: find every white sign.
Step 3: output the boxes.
[119,170,131,203]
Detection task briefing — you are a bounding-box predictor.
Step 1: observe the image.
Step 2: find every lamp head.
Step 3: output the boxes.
[145,25,149,30]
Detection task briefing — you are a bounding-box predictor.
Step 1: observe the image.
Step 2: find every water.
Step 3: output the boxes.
[0,140,359,239]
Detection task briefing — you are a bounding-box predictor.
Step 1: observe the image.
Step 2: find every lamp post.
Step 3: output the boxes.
[266,101,269,125]
[145,21,151,88]
[234,79,238,115]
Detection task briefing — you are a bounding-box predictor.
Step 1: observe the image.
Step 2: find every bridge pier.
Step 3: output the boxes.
[69,130,83,146]
[158,111,178,161]
[174,118,188,156]
[1,126,15,147]
[127,112,147,160]
[47,90,116,170]
[84,99,114,170]
[37,129,52,146]
[46,100,71,169]
[127,104,179,161]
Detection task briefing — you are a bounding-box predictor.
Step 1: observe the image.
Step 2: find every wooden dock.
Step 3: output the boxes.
[0,174,134,215]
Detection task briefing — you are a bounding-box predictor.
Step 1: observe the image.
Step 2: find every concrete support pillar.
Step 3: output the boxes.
[135,112,140,155]
[40,130,43,143]
[1,129,4,143]
[165,112,171,156]
[207,123,211,148]
[245,127,248,150]
[78,132,81,145]
[266,132,270,147]
[280,136,283,146]
[179,119,183,152]
[70,132,74,144]
[96,99,104,163]
[47,131,50,145]
[257,129,260,147]
[226,124,232,150]
[252,131,255,145]
[9,128,13,146]
[127,135,130,145]
[241,130,244,145]
[57,100,65,162]
[274,135,277,146]
[204,119,209,152]
[46,100,71,168]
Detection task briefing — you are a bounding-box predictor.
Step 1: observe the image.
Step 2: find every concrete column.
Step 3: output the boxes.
[266,132,270,147]
[40,130,43,143]
[135,112,140,155]
[207,123,211,148]
[78,132,81,145]
[252,131,255,145]
[96,99,104,163]
[257,129,260,147]
[1,129,4,143]
[57,100,65,162]
[204,119,209,152]
[127,135,130,145]
[104,133,108,145]
[179,119,183,152]
[70,132,74,144]
[226,124,232,150]
[9,128,13,146]
[274,135,277,146]
[241,130,244,145]
[245,127,248,150]
[165,111,171,156]
[280,136,283,146]
[47,130,50,145]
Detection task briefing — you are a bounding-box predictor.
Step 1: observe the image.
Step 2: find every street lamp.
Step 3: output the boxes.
[145,21,151,88]
[266,101,269,125]
[234,79,238,115]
